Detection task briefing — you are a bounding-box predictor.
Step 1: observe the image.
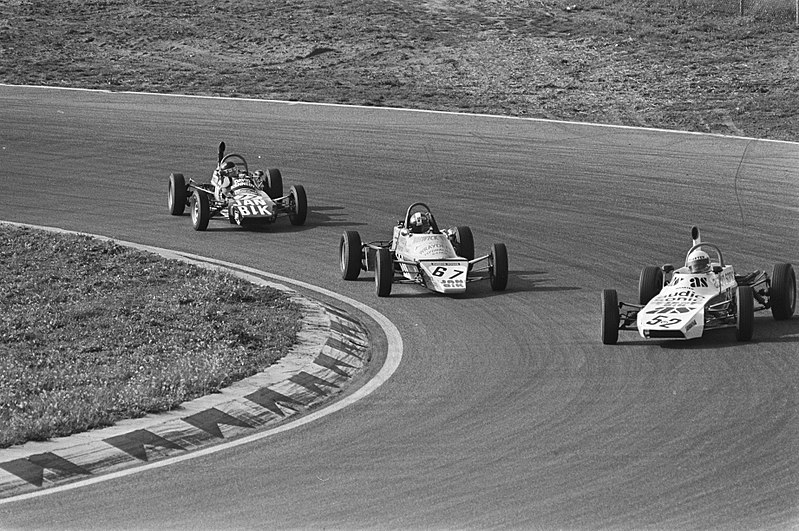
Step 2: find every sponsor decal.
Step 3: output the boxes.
[689,277,709,288]
[235,197,268,206]
[233,196,271,216]
[686,319,697,331]
[657,297,699,304]
[720,270,735,285]
[429,262,463,268]
[234,204,271,216]
[645,305,697,315]
[418,243,449,256]
[663,289,699,299]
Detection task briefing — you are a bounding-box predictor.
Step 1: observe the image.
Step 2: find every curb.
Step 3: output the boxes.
[0,223,373,500]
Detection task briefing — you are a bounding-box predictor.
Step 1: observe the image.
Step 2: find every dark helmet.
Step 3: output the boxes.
[409,211,431,233]
[219,161,237,179]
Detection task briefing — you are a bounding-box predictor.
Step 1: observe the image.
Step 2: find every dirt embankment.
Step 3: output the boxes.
[0,0,796,141]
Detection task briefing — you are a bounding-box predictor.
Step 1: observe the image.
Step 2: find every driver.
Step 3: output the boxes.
[212,161,237,201]
[686,249,711,273]
[409,211,431,234]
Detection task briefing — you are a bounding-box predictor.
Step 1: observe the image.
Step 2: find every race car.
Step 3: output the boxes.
[167,142,307,231]
[601,226,796,344]
[339,202,508,297]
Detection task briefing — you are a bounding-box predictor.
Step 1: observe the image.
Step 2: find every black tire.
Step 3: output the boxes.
[288,184,307,226]
[340,231,362,280]
[375,247,393,297]
[168,173,187,215]
[266,168,283,198]
[454,226,475,260]
[489,243,508,291]
[736,285,754,341]
[638,266,663,305]
[601,289,620,345]
[191,191,210,231]
[769,263,796,321]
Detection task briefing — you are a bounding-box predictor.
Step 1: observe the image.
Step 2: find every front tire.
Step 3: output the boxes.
[168,173,187,215]
[601,289,620,345]
[736,285,754,341]
[489,243,508,291]
[454,226,475,260]
[191,191,210,231]
[769,263,796,321]
[375,247,393,297]
[288,184,307,226]
[266,168,283,198]
[340,231,362,280]
[638,266,663,305]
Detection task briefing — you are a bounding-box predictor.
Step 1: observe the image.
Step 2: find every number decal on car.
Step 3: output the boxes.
[645,315,682,327]
[432,266,463,278]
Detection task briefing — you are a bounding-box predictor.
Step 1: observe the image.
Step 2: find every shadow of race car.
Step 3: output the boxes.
[339,202,508,297]
[168,142,307,231]
[601,226,796,344]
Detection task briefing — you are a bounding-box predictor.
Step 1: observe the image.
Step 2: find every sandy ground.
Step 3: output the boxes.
[1,0,797,141]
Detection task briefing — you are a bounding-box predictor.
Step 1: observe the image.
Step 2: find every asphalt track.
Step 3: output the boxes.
[0,85,797,530]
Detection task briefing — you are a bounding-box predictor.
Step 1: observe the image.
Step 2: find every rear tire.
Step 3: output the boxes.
[168,173,187,215]
[769,263,796,321]
[489,243,508,291]
[191,191,210,231]
[638,266,663,305]
[340,231,362,280]
[601,289,620,345]
[736,285,754,341]
[288,184,307,226]
[375,247,393,297]
[454,226,475,260]
[266,168,283,198]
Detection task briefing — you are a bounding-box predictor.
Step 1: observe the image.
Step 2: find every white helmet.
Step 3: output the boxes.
[686,249,710,273]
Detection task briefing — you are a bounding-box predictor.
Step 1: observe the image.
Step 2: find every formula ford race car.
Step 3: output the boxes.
[601,226,796,344]
[167,142,307,231]
[339,202,508,297]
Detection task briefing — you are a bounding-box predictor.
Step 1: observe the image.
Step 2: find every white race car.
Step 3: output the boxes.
[601,226,795,344]
[339,202,508,297]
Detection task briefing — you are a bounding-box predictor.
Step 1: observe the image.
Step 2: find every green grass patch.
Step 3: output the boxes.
[0,224,302,448]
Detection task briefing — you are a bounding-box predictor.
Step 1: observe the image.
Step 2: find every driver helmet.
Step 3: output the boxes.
[409,211,431,233]
[219,161,237,180]
[686,249,710,273]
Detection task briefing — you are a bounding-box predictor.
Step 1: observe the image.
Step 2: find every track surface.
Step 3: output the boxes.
[1,86,797,529]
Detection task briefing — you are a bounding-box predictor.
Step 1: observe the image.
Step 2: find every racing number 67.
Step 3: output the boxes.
[432,266,463,279]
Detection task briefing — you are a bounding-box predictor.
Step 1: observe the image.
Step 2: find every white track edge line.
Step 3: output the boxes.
[2,83,797,146]
[0,221,403,505]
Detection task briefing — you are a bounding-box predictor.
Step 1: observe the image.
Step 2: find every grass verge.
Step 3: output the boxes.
[0,224,302,448]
